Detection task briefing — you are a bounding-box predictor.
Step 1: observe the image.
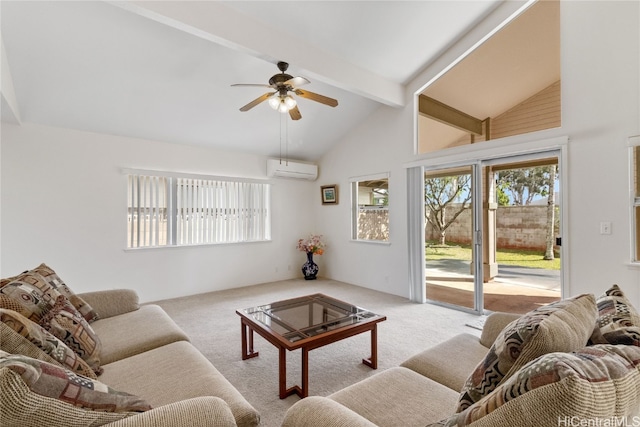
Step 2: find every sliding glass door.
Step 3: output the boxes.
[421,151,563,314]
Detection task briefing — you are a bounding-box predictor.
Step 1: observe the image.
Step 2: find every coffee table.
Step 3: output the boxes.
[236,293,386,399]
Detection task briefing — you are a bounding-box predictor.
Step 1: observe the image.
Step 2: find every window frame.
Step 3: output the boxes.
[124,169,271,249]
[350,172,390,244]
[630,137,640,264]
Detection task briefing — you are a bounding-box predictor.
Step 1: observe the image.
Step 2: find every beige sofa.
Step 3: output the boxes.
[1,288,260,427]
[283,289,640,427]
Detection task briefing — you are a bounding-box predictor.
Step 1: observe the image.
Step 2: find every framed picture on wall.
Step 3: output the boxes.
[321,185,338,205]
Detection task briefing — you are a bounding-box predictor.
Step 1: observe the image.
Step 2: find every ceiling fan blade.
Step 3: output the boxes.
[289,105,302,120]
[294,89,338,107]
[239,92,275,112]
[231,83,274,88]
[284,76,310,88]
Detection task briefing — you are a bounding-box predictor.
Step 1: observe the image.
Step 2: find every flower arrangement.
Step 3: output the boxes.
[297,234,325,255]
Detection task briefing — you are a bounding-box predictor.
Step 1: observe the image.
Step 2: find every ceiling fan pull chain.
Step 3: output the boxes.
[279,113,283,163]
[279,113,289,165]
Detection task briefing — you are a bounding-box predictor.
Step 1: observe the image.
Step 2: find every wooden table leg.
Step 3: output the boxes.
[279,347,304,399]
[279,347,287,398]
[241,320,259,360]
[301,347,309,398]
[362,324,378,369]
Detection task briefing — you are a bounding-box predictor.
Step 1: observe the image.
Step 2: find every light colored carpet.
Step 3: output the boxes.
[465,315,488,331]
[153,279,483,426]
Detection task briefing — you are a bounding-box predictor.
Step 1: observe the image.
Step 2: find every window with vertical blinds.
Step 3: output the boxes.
[633,143,640,262]
[126,172,271,249]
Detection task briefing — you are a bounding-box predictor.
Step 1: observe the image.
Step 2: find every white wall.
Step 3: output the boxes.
[316,104,414,297]
[2,2,639,309]
[316,1,640,307]
[1,123,317,302]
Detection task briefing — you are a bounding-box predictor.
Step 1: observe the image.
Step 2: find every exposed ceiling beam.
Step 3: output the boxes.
[418,94,483,135]
[110,1,405,107]
[1,35,22,124]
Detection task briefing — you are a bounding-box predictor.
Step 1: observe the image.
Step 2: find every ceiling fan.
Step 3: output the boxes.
[231,61,338,120]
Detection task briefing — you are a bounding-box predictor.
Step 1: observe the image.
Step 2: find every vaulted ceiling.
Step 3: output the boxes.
[1,1,554,162]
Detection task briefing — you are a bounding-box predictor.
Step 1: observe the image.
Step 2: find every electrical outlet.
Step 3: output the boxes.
[600,221,612,235]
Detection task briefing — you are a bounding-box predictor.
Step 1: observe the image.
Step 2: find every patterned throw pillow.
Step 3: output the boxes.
[0,351,151,413]
[429,344,640,426]
[39,295,103,376]
[28,263,99,323]
[0,309,97,379]
[456,293,597,411]
[0,272,62,322]
[590,284,640,346]
[1,264,98,323]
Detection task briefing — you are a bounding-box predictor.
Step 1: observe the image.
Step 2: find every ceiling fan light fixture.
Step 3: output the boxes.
[268,95,281,110]
[284,95,297,110]
[271,94,297,113]
[233,62,337,120]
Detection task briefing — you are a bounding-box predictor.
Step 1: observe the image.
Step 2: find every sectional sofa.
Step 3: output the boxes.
[283,286,640,426]
[0,265,260,427]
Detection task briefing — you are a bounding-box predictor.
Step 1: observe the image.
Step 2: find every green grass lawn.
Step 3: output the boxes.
[426,242,561,270]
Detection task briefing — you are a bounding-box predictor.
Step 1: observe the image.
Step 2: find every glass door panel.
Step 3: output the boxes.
[485,158,561,313]
[424,166,480,311]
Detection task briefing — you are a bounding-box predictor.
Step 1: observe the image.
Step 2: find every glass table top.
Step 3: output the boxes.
[240,294,382,343]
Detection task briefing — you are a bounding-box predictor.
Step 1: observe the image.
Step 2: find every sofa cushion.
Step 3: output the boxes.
[457,293,597,411]
[478,312,521,348]
[1,309,97,379]
[98,340,260,427]
[27,263,99,323]
[0,352,151,422]
[401,333,489,392]
[77,289,140,320]
[0,272,62,323]
[39,295,103,376]
[429,344,640,426]
[329,367,459,426]
[90,304,190,365]
[105,397,239,427]
[283,396,378,427]
[590,284,640,346]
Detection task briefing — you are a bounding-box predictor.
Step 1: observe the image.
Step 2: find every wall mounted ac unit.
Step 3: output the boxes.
[266,159,318,181]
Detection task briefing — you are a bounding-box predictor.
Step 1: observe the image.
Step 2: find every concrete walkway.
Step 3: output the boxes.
[426,259,560,290]
[426,260,561,313]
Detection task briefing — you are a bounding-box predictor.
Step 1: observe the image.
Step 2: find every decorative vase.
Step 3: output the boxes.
[302,251,319,280]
